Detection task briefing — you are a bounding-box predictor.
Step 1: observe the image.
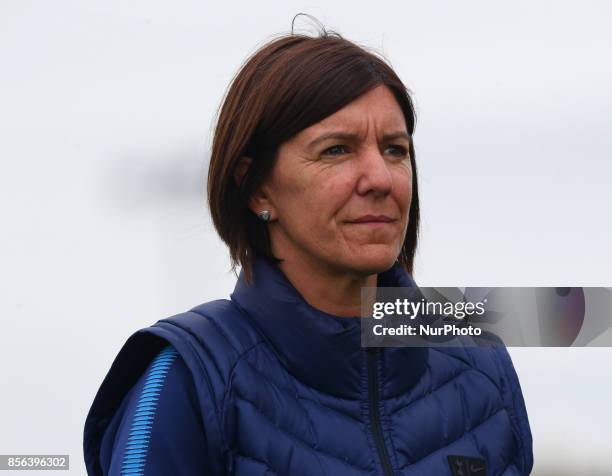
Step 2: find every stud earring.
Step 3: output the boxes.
[257,210,271,222]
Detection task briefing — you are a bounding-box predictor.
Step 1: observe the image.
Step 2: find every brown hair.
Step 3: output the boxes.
[207,25,419,284]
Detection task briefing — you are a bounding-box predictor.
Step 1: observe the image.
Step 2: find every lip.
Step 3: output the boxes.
[348,215,396,223]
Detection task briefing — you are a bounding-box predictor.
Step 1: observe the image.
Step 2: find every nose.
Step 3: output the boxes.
[355,146,393,197]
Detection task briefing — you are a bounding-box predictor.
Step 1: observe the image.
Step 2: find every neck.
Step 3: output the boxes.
[276,252,378,318]
[230,254,428,399]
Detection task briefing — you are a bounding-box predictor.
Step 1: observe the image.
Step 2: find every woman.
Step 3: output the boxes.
[84,28,533,476]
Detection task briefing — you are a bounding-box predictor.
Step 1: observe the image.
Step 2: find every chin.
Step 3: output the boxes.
[346,246,398,274]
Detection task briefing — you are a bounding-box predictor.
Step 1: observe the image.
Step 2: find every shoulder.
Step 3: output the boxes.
[152,299,265,360]
[143,299,266,385]
[430,333,522,391]
[84,299,266,475]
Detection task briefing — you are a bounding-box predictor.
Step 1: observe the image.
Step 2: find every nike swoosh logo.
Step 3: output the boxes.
[469,463,485,473]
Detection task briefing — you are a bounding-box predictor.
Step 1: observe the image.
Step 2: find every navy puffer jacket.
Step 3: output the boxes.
[84,256,533,475]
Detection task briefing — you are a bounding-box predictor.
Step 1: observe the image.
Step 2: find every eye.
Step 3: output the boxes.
[385,145,409,158]
[321,144,349,156]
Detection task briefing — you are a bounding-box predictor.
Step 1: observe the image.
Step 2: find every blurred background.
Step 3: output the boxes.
[1,1,611,474]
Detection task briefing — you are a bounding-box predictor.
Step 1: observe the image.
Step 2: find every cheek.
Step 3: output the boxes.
[283,167,353,219]
[393,166,413,210]
[270,172,328,233]
[314,174,357,223]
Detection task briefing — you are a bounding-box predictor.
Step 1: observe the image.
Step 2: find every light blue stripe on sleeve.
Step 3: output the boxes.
[120,345,178,476]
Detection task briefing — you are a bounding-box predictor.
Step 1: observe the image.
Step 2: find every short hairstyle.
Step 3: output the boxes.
[207,28,419,284]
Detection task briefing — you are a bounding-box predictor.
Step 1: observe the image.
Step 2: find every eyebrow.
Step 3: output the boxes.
[307,130,411,150]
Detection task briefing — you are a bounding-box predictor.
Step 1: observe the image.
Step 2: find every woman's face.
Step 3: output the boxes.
[257,84,412,277]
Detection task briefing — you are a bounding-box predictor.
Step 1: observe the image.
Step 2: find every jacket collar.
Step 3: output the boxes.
[230,255,428,400]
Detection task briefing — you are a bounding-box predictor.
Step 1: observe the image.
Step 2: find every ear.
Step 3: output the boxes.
[233,156,276,220]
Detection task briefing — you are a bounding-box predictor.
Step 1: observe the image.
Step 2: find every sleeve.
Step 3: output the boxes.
[97,345,211,475]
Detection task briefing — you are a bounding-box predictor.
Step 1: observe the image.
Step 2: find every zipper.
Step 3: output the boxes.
[367,347,394,476]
